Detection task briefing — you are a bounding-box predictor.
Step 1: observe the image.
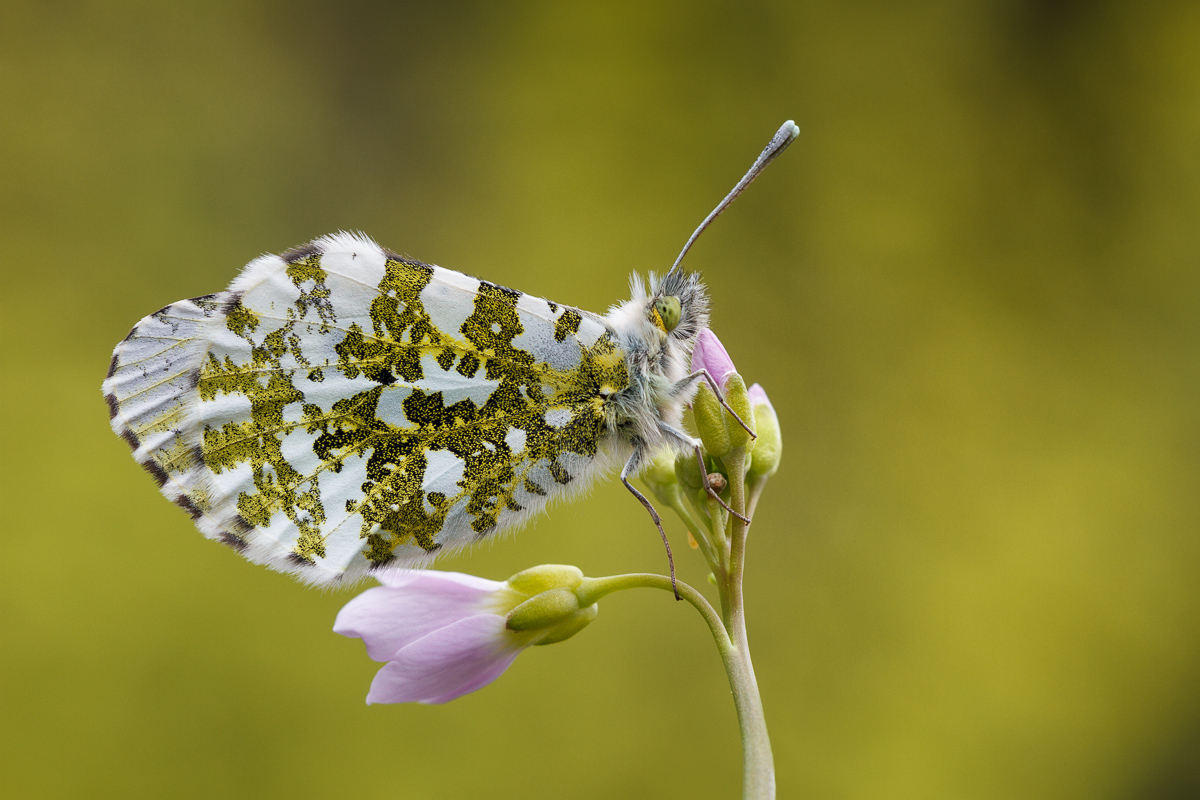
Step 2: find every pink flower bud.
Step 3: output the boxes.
[747,383,772,410]
[690,328,737,388]
[746,383,781,478]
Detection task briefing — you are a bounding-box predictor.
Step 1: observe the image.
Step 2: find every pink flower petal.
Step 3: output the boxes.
[690,328,737,388]
[365,615,524,704]
[334,572,508,662]
[372,568,503,593]
[747,383,772,410]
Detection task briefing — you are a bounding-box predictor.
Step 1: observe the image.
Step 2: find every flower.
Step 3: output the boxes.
[690,328,737,388]
[689,328,754,457]
[747,383,771,409]
[334,567,596,704]
[747,383,781,479]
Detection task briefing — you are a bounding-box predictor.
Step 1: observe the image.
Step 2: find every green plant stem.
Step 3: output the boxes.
[576,569,774,800]
[722,450,774,800]
[577,574,729,649]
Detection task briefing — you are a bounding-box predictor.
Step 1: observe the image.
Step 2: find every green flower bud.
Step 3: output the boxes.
[505,564,584,596]
[689,328,760,459]
[693,382,732,458]
[641,447,680,505]
[675,447,705,491]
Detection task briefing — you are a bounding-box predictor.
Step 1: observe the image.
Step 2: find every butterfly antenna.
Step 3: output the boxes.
[666,120,800,278]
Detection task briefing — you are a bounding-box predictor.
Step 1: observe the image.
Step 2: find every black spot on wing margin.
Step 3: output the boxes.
[217,532,248,552]
[281,241,321,263]
[173,494,203,520]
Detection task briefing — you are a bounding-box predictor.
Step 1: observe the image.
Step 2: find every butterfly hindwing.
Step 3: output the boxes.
[105,232,629,585]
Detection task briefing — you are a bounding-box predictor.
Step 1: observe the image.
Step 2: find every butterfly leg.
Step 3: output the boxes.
[621,448,680,600]
[671,369,757,439]
[658,422,751,524]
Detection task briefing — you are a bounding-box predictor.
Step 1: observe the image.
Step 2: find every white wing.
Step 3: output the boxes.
[105,232,628,585]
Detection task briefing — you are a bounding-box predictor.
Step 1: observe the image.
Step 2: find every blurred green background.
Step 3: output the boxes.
[3,1,1199,798]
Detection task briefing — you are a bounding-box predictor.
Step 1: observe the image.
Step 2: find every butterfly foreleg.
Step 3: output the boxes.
[657,422,751,524]
[670,369,757,439]
[620,447,680,600]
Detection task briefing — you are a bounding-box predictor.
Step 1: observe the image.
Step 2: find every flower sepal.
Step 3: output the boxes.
[506,564,584,596]
[535,604,599,645]
[693,382,733,458]
[724,373,756,452]
[506,588,583,631]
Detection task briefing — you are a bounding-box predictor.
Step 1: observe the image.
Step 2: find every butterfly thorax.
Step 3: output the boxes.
[601,270,710,460]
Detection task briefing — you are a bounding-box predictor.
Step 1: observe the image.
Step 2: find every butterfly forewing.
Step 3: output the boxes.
[106,232,628,585]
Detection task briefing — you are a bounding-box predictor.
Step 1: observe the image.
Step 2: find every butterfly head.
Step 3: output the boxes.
[647,268,709,347]
[608,269,709,363]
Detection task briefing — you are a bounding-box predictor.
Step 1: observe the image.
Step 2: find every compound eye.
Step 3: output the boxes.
[652,296,682,333]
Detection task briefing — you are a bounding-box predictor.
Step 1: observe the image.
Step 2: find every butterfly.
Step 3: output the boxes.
[104,121,797,587]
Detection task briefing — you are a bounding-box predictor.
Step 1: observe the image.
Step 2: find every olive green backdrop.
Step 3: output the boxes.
[3,2,1198,798]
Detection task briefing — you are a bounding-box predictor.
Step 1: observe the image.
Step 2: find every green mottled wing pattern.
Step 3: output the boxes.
[105,232,629,585]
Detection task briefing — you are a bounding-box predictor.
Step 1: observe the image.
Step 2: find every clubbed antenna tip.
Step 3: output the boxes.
[667,120,800,278]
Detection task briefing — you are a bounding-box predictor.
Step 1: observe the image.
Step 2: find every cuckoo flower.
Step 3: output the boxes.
[335,567,597,704]
[746,383,781,479]
[747,383,771,409]
[690,328,754,458]
[691,327,737,388]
